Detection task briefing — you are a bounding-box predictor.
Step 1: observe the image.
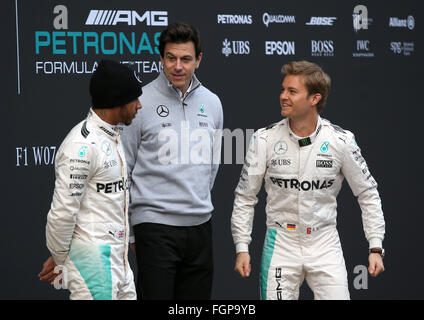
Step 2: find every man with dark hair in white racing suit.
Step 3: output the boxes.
[232,61,385,300]
[40,60,142,299]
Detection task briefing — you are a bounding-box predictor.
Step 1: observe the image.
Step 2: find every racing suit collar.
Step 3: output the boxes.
[287,115,323,147]
[88,108,120,140]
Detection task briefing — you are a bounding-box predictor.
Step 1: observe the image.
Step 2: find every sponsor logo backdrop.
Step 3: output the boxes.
[3,0,421,299]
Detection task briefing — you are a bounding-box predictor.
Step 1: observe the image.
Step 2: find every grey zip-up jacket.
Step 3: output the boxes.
[121,71,223,239]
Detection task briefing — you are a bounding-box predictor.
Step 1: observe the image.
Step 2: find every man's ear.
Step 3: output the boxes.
[311,93,322,106]
[195,52,203,69]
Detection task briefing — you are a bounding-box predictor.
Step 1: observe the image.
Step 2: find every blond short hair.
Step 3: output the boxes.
[281,61,331,113]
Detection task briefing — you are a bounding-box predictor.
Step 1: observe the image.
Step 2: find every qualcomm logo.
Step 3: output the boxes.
[222,39,250,57]
[263,13,296,27]
[85,10,168,26]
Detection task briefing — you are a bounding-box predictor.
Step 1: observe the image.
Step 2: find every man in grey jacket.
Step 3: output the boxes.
[121,22,223,299]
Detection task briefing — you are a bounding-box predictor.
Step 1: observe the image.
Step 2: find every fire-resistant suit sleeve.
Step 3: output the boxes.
[121,105,142,244]
[46,142,95,266]
[210,97,223,191]
[231,131,267,253]
[341,132,385,249]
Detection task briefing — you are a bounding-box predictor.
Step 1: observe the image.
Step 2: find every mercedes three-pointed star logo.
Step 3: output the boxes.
[156,105,169,117]
[274,141,288,155]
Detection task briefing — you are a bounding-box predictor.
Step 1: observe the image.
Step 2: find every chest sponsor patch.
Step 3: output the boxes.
[316,160,333,168]
[270,177,334,191]
[270,158,291,166]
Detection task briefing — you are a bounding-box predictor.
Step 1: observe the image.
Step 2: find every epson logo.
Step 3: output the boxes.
[217,14,252,24]
[85,10,168,26]
[265,41,295,55]
[316,160,333,168]
[306,17,337,26]
[270,177,334,191]
[69,183,84,189]
[311,40,334,56]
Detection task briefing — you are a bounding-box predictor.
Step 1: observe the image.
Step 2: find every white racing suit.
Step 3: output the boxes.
[46,109,136,300]
[231,116,385,300]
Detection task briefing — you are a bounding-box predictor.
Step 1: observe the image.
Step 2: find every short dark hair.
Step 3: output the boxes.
[159,22,202,58]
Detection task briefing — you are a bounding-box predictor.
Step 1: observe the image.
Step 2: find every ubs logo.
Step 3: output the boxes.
[157,105,169,117]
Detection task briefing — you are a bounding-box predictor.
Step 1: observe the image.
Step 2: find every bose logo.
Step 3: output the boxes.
[85,10,168,26]
[306,17,337,26]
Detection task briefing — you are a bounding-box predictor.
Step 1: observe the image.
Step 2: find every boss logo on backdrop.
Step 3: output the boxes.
[311,40,334,57]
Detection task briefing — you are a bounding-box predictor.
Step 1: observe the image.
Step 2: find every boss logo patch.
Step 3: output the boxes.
[316,160,333,168]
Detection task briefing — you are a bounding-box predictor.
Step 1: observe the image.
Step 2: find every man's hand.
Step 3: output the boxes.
[38,256,59,284]
[368,253,385,277]
[234,252,251,278]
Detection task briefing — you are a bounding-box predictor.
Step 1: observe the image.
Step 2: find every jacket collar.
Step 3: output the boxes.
[157,70,201,98]
[286,115,323,147]
[88,108,120,139]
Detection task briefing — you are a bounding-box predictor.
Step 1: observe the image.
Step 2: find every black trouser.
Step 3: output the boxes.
[133,220,213,300]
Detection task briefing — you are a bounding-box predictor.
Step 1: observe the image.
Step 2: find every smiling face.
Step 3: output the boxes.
[280,74,322,120]
[160,41,202,95]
